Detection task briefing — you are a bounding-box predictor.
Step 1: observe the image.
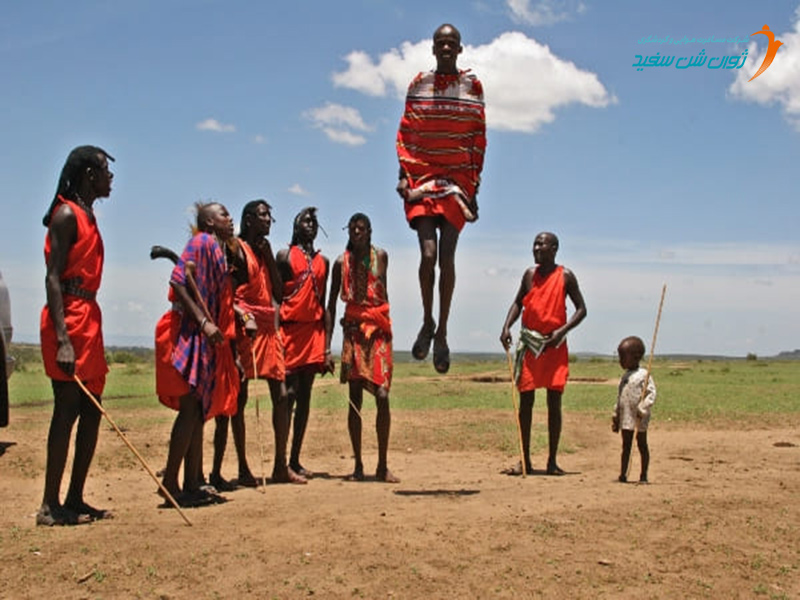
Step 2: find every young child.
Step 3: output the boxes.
[612,336,656,483]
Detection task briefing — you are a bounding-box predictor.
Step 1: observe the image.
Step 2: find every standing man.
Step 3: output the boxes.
[277,207,333,478]
[38,146,115,526]
[327,214,399,483]
[156,202,239,506]
[211,200,306,487]
[396,23,486,374]
[500,232,587,476]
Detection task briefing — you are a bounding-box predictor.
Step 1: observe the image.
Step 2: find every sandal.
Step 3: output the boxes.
[36,505,92,526]
[433,338,450,374]
[209,473,236,492]
[64,501,114,521]
[236,472,259,488]
[412,322,436,360]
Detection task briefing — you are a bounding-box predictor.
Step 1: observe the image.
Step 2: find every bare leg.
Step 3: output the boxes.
[375,387,398,482]
[636,430,649,482]
[63,390,102,511]
[270,378,305,484]
[517,390,535,474]
[546,389,564,475]
[346,382,364,480]
[288,370,314,476]
[162,394,201,498]
[210,415,230,483]
[415,218,438,333]
[39,381,85,524]
[435,221,460,346]
[230,382,254,483]
[183,406,204,493]
[620,429,634,482]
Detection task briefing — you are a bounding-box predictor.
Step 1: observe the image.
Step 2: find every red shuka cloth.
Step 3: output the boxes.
[517,266,569,393]
[396,70,486,232]
[40,196,108,395]
[235,239,284,381]
[279,246,326,373]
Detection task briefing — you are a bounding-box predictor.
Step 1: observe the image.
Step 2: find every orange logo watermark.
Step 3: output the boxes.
[749,25,783,82]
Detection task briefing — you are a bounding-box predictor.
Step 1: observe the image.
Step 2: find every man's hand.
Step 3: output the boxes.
[202,320,224,345]
[396,177,409,200]
[500,328,513,351]
[244,315,258,339]
[544,326,567,350]
[56,339,76,377]
[323,354,336,376]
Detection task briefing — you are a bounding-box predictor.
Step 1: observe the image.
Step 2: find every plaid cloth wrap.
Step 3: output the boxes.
[170,232,230,417]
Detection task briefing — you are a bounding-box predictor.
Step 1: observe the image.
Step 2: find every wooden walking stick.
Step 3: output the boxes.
[250,346,268,490]
[72,376,192,526]
[504,347,528,478]
[626,284,666,480]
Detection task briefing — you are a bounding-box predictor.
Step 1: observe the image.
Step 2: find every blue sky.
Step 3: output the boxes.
[1,0,798,357]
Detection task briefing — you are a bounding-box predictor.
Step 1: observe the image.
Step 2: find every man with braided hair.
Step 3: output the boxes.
[327,213,399,483]
[38,145,115,526]
[210,200,306,487]
[277,207,333,478]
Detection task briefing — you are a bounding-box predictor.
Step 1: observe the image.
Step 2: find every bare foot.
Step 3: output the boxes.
[501,461,534,476]
[272,466,307,485]
[375,467,400,483]
[345,464,365,482]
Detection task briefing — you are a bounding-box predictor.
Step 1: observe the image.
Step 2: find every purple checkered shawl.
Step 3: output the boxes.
[170,232,228,415]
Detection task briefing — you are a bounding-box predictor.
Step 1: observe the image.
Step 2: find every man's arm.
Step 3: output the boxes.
[320,255,335,374]
[45,204,77,376]
[275,248,292,284]
[325,257,343,359]
[545,267,587,349]
[499,269,534,351]
[262,239,283,304]
[377,248,389,295]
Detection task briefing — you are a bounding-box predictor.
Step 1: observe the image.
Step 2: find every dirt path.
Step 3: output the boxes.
[1,408,798,599]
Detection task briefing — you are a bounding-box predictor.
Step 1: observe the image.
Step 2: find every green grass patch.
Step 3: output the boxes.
[7,353,800,425]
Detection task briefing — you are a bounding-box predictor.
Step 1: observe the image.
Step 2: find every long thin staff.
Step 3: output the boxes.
[250,346,268,491]
[184,263,213,323]
[72,376,192,526]
[627,284,667,480]
[504,348,527,478]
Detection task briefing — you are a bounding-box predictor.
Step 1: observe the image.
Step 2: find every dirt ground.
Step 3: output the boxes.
[1,378,799,599]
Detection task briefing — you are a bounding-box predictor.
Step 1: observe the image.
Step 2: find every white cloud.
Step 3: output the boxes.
[195,118,236,133]
[253,134,266,144]
[319,128,367,146]
[729,11,800,130]
[507,0,587,27]
[288,183,309,196]
[331,31,615,133]
[304,102,373,146]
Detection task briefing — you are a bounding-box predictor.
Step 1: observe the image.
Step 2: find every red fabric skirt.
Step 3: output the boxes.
[155,311,239,419]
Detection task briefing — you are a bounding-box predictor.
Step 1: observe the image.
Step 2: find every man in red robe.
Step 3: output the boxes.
[396,23,486,375]
[155,202,239,506]
[38,145,115,526]
[277,207,334,478]
[211,200,306,488]
[327,213,399,483]
[500,232,587,476]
